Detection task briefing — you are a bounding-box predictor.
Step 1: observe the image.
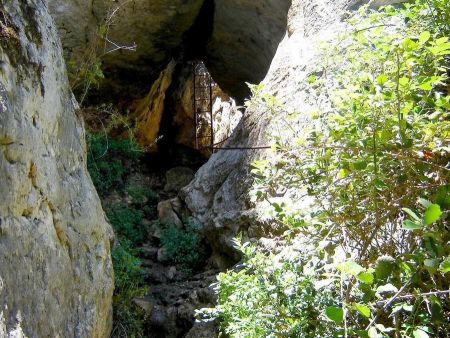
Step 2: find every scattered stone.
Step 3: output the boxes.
[197,288,217,305]
[132,298,154,312]
[150,305,167,328]
[158,199,184,228]
[185,320,218,338]
[149,220,162,240]
[139,245,158,260]
[166,266,177,280]
[177,303,195,322]
[164,166,195,192]
[157,247,169,264]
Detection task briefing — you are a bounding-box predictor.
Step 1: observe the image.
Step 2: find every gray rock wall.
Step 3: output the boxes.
[0,1,113,337]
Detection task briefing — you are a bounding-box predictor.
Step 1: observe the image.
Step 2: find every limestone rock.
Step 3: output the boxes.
[185,321,218,338]
[0,1,113,337]
[133,60,176,149]
[158,199,184,228]
[49,0,291,102]
[157,247,169,263]
[164,166,195,192]
[205,0,292,100]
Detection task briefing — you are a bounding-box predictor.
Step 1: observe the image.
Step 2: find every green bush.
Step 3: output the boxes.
[126,185,159,219]
[203,1,450,337]
[127,185,159,206]
[159,218,207,272]
[87,133,143,196]
[106,205,147,246]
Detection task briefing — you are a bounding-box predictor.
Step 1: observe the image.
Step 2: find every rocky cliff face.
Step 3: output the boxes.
[0,1,113,337]
[48,0,204,97]
[49,0,292,102]
[205,0,292,100]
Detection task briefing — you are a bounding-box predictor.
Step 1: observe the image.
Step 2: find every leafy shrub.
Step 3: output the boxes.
[159,218,207,271]
[204,1,450,337]
[126,185,159,220]
[127,185,159,206]
[106,205,147,246]
[87,133,143,196]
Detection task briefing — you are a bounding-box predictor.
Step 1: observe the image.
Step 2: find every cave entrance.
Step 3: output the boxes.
[154,59,242,162]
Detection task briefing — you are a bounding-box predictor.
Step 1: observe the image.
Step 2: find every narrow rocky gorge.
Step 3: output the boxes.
[0,0,429,337]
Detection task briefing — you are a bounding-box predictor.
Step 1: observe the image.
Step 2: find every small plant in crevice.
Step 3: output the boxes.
[111,241,149,338]
[159,217,208,274]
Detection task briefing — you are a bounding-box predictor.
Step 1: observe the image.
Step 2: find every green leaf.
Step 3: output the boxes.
[402,38,419,51]
[308,74,317,84]
[419,31,431,45]
[338,260,365,276]
[423,204,442,225]
[354,160,368,170]
[398,77,410,87]
[338,169,349,179]
[418,198,432,208]
[420,81,433,91]
[376,74,388,86]
[402,220,423,230]
[424,258,439,274]
[439,258,450,273]
[325,306,344,324]
[357,272,374,285]
[354,303,371,318]
[402,208,420,221]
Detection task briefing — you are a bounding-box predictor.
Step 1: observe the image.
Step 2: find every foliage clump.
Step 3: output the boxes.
[87,133,143,196]
[159,218,207,273]
[202,1,450,337]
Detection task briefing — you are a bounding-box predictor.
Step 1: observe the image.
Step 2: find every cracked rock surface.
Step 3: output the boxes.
[0,1,113,336]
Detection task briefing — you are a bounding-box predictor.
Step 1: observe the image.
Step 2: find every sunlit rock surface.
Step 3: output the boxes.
[0,1,113,336]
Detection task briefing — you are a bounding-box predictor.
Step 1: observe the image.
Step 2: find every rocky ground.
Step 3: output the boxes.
[101,150,219,338]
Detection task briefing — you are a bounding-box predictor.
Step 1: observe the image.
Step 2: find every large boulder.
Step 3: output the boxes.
[0,1,113,337]
[205,0,292,100]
